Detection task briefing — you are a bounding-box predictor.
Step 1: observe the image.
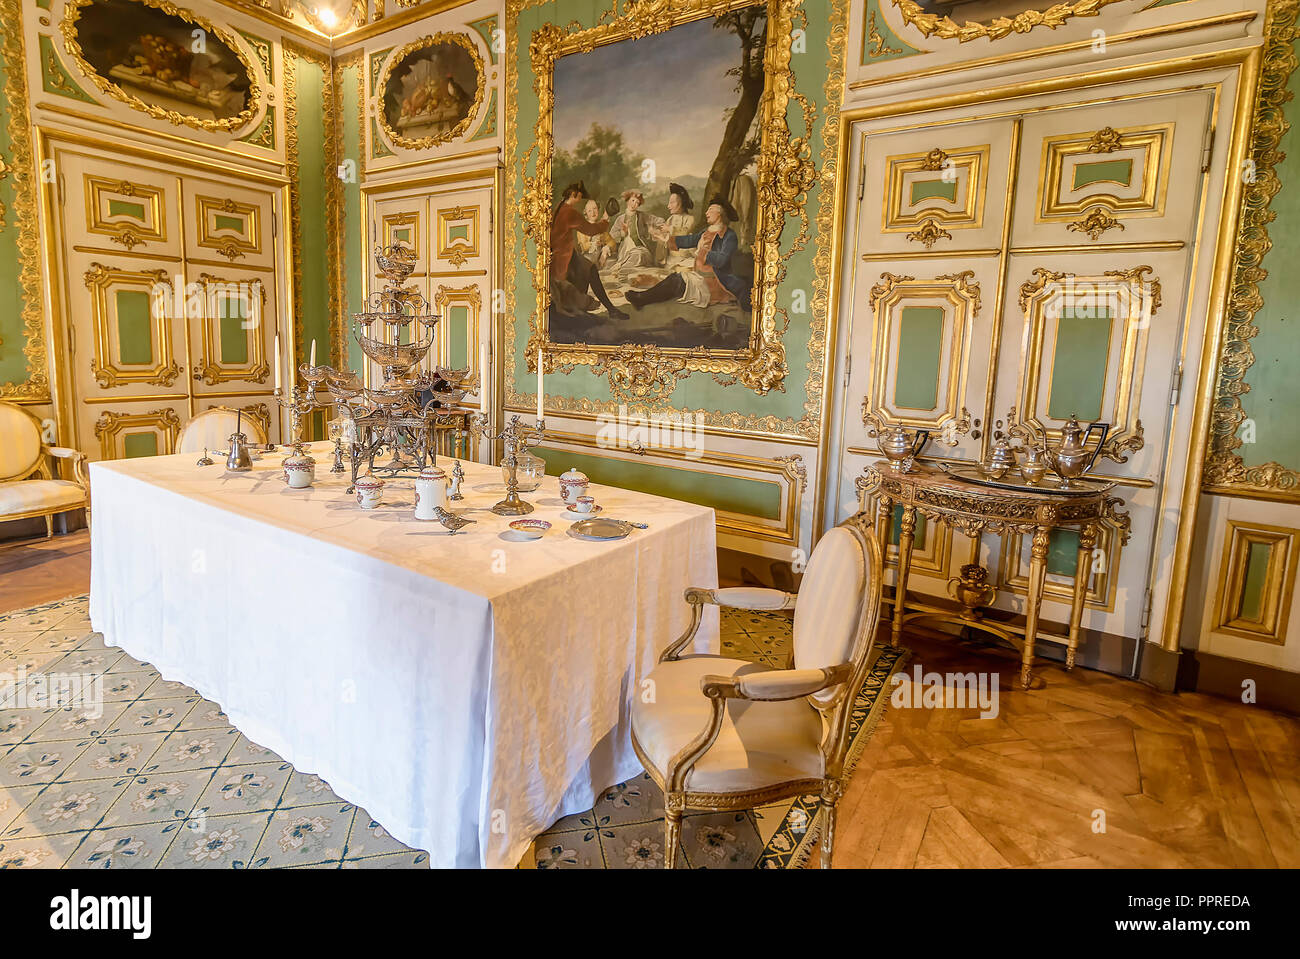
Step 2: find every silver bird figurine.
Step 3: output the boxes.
[433,506,476,535]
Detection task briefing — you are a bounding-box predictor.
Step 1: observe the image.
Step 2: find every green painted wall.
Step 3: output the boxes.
[291,54,331,367]
[1240,31,1300,468]
[0,30,30,388]
[535,446,783,519]
[339,60,364,374]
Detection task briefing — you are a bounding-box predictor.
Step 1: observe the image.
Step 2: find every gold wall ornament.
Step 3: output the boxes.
[519,0,812,402]
[774,453,807,497]
[59,0,262,134]
[375,33,485,152]
[1,0,49,401]
[1212,520,1299,643]
[589,344,700,408]
[1087,126,1124,153]
[866,8,904,58]
[1066,207,1126,240]
[0,155,10,230]
[888,0,1129,43]
[195,195,262,262]
[921,147,949,170]
[192,273,269,385]
[906,218,952,247]
[1205,0,1300,498]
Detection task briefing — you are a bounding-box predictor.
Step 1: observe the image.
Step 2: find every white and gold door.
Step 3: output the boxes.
[51,143,284,459]
[827,86,1215,644]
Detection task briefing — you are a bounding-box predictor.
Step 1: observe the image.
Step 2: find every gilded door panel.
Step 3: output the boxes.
[858,119,1014,254]
[181,176,276,271]
[66,251,186,403]
[88,401,186,462]
[187,266,275,394]
[58,151,182,260]
[373,195,428,277]
[1012,91,1212,246]
[843,256,999,466]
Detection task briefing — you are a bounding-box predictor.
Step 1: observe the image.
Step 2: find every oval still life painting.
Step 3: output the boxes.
[62,0,257,131]
[379,33,484,150]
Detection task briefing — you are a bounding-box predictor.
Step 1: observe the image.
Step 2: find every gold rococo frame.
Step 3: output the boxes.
[59,0,262,134]
[375,32,486,152]
[889,0,1129,43]
[519,0,815,402]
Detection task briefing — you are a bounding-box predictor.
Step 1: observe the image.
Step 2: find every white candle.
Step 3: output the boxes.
[309,338,317,370]
[479,341,489,413]
[536,347,545,422]
[273,332,282,393]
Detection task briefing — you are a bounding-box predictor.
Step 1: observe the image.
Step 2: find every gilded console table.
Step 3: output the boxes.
[857,463,1130,688]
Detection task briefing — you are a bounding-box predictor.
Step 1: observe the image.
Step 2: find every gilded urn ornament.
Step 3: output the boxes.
[947,564,996,622]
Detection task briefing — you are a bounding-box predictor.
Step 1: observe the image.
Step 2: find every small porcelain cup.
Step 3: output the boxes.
[355,475,385,510]
[574,495,596,514]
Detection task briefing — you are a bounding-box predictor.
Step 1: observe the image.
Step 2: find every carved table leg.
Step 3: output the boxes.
[891,504,917,648]
[1067,524,1097,670]
[1021,526,1051,689]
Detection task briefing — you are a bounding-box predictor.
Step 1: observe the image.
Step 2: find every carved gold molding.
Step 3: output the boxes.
[906,218,952,247]
[59,0,262,134]
[889,0,1129,43]
[195,195,262,262]
[93,407,182,459]
[376,32,485,152]
[519,0,814,403]
[1016,265,1158,464]
[1205,0,1300,499]
[1066,208,1125,240]
[83,263,179,388]
[193,273,269,385]
[0,0,48,400]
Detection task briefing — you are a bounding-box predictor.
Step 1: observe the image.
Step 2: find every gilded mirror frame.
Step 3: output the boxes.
[59,0,262,134]
[519,0,815,400]
[375,32,486,152]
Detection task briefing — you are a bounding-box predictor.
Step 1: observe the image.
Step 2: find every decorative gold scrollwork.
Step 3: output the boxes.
[589,344,698,408]
[1087,127,1124,154]
[889,0,1128,43]
[1066,207,1125,240]
[921,148,950,171]
[906,218,952,248]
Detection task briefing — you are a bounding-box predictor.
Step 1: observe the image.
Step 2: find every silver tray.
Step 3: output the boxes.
[568,517,633,540]
[940,464,1113,496]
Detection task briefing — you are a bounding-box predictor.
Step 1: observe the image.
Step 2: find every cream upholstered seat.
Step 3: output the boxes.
[0,401,89,543]
[630,520,883,868]
[177,407,268,454]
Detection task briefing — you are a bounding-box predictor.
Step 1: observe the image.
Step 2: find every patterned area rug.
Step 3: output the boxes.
[525,606,909,869]
[0,596,905,869]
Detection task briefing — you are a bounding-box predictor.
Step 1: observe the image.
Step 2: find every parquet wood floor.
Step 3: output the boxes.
[3,533,1296,868]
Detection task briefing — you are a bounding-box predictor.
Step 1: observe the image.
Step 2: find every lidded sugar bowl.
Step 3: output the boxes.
[282,446,317,489]
[559,466,590,505]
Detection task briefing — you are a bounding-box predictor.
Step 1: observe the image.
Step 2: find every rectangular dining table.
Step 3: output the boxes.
[88,444,719,868]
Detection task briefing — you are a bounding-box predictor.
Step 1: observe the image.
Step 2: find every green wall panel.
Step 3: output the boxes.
[1238,540,1272,622]
[910,179,957,204]
[123,432,158,458]
[114,290,153,365]
[449,304,469,370]
[536,446,782,520]
[1047,527,1081,578]
[893,305,943,411]
[888,503,928,551]
[1072,159,1133,189]
[1048,307,1112,422]
[108,199,147,220]
[340,61,365,375]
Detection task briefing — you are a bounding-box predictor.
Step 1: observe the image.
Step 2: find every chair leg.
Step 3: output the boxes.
[819,780,844,869]
[44,515,54,540]
[664,793,684,870]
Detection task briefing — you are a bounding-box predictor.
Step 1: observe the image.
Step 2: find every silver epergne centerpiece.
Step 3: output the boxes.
[275,242,475,491]
[469,413,546,516]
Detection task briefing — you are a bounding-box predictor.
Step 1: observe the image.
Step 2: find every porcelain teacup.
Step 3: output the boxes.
[574,495,596,514]
[355,475,384,510]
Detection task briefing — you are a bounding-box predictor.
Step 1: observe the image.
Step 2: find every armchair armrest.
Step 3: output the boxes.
[658,586,799,663]
[700,663,853,702]
[47,446,89,490]
[47,446,83,459]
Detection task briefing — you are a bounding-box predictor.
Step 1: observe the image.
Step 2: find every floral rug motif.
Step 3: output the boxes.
[0,596,905,869]
[527,607,909,869]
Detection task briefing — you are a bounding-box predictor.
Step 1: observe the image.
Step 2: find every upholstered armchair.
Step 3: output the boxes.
[177,407,268,455]
[630,521,884,868]
[0,401,90,542]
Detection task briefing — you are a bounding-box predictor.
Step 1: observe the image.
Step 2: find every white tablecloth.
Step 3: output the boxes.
[88,444,718,867]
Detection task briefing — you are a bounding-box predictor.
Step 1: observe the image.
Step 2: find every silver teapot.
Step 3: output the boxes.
[866,411,929,473]
[1044,414,1109,488]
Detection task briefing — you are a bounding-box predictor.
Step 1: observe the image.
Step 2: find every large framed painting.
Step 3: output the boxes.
[60,0,259,133]
[377,33,485,150]
[523,0,813,397]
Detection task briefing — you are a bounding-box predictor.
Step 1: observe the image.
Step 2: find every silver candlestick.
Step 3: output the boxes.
[470,413,545,516]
